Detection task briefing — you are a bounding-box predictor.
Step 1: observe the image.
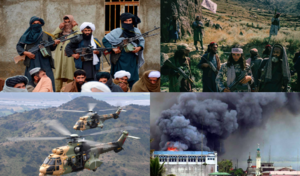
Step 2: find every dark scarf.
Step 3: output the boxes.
[19,16,45,44]
[120,13,141,38]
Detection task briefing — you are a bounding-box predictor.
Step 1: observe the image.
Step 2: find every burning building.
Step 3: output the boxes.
[153,151,218,176]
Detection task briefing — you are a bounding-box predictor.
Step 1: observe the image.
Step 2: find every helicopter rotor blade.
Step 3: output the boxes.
[127,135,140,140]
[98,109,117,112]
[42,120,71,136]
[88,126,138,136]
[56,109,87,113]
[7,137,66,142]
[79,139,117,147]
[88,103,97,112]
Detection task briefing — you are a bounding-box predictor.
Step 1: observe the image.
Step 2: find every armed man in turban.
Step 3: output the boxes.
[198,42,220,92]
[258,44,291,92]
[216,47,253,92]
[1,76,28,92]
[65,22,102,81]
[52,15,80,92]
[132,70,161,92]
[102,13,145,89]
[16,16,60,91]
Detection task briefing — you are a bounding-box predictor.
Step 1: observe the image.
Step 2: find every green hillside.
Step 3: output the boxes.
[0,96,150,176]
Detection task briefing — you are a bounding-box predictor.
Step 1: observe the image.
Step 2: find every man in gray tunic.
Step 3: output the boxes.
[269,13,281,42]
[246,48,263,92]
[65,22,101,81]
[258,44,291,92]
[192,16,204,51]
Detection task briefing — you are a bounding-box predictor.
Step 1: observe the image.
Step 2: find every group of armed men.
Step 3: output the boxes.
[0,13,161,93]
[161,42,299,92]
[162,14,300,92]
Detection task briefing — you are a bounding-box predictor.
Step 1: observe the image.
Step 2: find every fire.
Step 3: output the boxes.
[166,142,179,151]
[167,147,179,151]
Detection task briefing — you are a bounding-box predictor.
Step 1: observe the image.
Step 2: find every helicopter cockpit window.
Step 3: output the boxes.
[43,157,50,164]
[48,158,56,165]
[56,158,62,165]
[83,155,87,161]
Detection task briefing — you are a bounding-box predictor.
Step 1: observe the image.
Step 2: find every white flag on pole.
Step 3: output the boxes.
[201,0,217,14]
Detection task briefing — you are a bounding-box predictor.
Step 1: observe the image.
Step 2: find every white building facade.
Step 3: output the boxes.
[153,151,218,176]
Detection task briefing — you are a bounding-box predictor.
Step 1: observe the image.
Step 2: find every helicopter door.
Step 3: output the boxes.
[56,158,62,170]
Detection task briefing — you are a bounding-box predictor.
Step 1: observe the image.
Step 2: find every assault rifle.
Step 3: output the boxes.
[14,31,78,64]
[75,45,112,66]
[164,59,195,87]
[228,63,254,92]
[112,26,160,52]
[201,54,218,74]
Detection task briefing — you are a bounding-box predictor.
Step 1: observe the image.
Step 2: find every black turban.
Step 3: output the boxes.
[96,72,111,81]
[120,13,141,26]
[6,76,28,88]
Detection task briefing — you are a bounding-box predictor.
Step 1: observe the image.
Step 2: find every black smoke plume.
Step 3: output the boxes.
[152,93,300,154]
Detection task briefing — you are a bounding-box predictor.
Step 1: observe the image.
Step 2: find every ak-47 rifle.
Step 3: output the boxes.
[164,59,195,87]
[228,63,254,92]
[201,54,218,74]
[113,26,160,52]
[75,45,113,66]
[14,31,78,64]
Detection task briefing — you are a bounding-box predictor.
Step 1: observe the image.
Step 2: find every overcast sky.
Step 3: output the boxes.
[0,93,150,106]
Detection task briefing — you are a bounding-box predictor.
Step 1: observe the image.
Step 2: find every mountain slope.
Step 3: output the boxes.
[0,96,150,176]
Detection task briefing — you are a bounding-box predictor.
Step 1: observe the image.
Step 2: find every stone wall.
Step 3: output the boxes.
[0,0,160,79]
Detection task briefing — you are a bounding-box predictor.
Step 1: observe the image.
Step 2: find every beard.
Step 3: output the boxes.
[83,33,92,40]
[211,50,217,54]
[77,81,84,85]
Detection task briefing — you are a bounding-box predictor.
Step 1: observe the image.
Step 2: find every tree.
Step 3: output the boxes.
[150,157,165,176]
[218,159,233,173]
[230,168,244,176]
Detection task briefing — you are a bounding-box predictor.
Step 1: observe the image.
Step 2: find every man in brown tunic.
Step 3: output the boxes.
[62,69,86,92]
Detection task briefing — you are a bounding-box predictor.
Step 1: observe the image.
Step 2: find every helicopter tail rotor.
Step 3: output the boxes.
[127,135,140,140]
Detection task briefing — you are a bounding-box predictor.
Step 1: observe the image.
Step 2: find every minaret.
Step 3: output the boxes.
[247,153,252,168]
[256,144,261,176]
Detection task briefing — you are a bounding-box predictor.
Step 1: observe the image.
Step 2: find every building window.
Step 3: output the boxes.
[105,0,140,34]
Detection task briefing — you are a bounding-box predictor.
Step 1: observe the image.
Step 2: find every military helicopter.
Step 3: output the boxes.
[56,103,126,131]
[7,120,140,176]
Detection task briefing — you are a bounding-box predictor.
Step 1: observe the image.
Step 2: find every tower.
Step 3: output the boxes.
[247,153,252,168]
[256,144,261,176]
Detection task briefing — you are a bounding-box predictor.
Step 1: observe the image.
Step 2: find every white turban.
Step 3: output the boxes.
[80,22,99,66]
[81,81,111,93]
[148,71,161,78]
[29,67,41,75]
[114,70,131,79]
